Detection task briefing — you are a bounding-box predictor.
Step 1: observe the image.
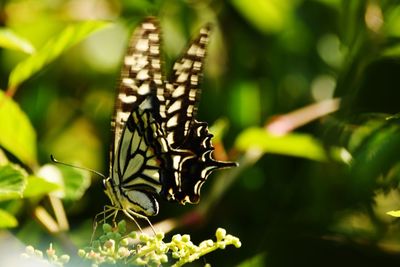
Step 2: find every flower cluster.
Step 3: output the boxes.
[21,243,70,267]
[79,220,241,267]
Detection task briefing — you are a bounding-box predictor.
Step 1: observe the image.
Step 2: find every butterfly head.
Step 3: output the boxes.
[103,177,117,206]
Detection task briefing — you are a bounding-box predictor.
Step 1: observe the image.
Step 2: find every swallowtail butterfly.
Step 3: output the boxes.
[103,17,237,223]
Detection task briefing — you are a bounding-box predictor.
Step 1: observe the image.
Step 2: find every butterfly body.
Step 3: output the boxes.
[105,17,237,220]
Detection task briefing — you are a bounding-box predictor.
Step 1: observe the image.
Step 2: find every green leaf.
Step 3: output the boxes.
[209,118,231,142]
[45,118,103,172]
[0,90,37,167]
[230,0,295,33]
[60,164,91,201]
[0,28,35,54]
[37,164,91,201]
[387,210,400,217]
[8,20,109,90]
[237,253,266,267]
[385,5,400,37]
[235,127,328,161]
[350,122,400,183]
[229,82,261,127]
[0,164,27,201]
[23,175,60,198]
[0,148,8,165]
[0,209,18,228]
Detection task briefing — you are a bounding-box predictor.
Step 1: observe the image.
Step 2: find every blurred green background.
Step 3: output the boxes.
[3,0,400,266]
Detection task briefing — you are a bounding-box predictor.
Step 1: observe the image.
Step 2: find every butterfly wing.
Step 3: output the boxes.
[160,120,237,204]
[158,25,237,204]
[162,25,211,149]
[108,18,167,216]
[111,95,169,216]
[108,17,237,213]
[110,17,164,173]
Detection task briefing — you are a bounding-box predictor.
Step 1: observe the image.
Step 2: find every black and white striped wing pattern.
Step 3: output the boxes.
[110,17,164,169]
[157,25,237,204]
[111,95,170,216]
[162,25,211,149]
[160,120,237,204]
[105,17,237,217]
[107,18,166,216]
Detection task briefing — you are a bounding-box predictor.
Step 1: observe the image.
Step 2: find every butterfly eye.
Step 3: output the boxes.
[102,178,108,189]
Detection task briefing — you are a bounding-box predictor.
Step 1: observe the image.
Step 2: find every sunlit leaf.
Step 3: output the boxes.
[0,28,35,54]
[380,5,400,57]
[0,149,8,165]
[230,0,295,33]
[38,164,91,201]
[0,209,18,228]
[0,90,37,167]
[387,210,400,217]
[235,127,329,161]
[373,191,400,220]
[23,175,60,198]
[0,164,27,201]
[385,5,400,37]
[8,20,109,91]
[59,164,91,201]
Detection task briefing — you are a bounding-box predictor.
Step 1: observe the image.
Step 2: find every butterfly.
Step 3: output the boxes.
[102,17,237,227]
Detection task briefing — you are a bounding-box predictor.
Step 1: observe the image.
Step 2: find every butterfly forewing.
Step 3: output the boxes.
[107,18,167,216]
[162,25,212,149]
[111,17,164,170]
[158,25,238,204]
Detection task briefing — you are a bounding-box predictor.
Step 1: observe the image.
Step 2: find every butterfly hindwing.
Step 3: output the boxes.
[160,120,237,204]
[112,95,168,216]
[158,25,237,204]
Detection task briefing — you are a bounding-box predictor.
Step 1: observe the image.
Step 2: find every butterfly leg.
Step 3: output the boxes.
[93,205,117,225]
[122,209,143,232]
[91,205,118,242]
[126,209,156,235]
[142,215,157,235]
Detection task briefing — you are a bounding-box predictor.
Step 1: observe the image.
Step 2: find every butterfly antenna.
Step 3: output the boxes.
[50,155,107,180]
